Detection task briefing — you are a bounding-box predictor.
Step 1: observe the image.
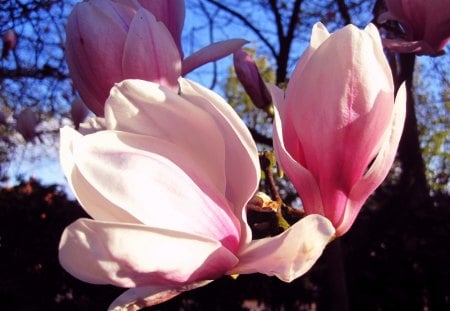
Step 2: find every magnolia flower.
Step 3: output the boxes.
[2,29,16,59]
[233,49,272,110]
[59,78,335,310]
[381,0,450,55]
[66,0,246,116]
[271,23,406,237]
[16,108,39,142]
[70,97,90,129]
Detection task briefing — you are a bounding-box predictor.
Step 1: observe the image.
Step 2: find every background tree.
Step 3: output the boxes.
[0,0,76,182]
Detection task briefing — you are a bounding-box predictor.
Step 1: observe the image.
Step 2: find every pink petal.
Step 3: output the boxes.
[382,38,436,55]
[59,219,239,287]
[178,78,260,210]
[105,79,227,197]
[60,127,139,223]
[182,39,248,75]
[229,215,335,282]
[65,0,134,116]
[136,0,185,58]
[122,8,181,90]
[178,78,260,247]
[286,23,329,95]
[268,84,306,169]
[108,281,210,311]
[336,83,407,235]
[72,130,241,250]
[78,117,107,135]
[271,85,324,215]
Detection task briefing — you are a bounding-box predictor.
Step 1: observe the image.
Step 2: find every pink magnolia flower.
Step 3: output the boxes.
[233,49,272,110]
[272,23,407,237]
[59,78,335,310]
[2,29,16,59]
[16,108,39,142]
[381,0,450,55]
[66,0,246,116]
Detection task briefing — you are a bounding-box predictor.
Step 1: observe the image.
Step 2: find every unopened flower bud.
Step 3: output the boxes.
[16,108,38,141]
[70,97,90,129]
[233,49,272,110]
[2,29,16,59]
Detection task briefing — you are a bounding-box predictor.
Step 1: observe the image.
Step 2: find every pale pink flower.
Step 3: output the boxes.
[59,78,335,310]
[66,0,246,116]
[381,0,450,55]
[272,23,407,236]
[16,108,38,142]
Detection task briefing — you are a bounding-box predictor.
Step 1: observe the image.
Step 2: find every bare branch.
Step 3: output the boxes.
[0,66,68,81]
[336,0,352,25]
[268,0,285,40]
[203,0,278,59]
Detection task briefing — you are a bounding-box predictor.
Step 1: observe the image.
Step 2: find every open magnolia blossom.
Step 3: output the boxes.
[66,0,246,116]
[59,78,335,310]
[271,23,406,237]
[380,0,450,55]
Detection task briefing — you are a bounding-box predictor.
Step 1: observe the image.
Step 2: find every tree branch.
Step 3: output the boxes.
[286,0,303,44]
[0,66,68,81]
[268,0,285,40]
[336,0,352,25]
[249,128,272,147]
[203,0,278,59]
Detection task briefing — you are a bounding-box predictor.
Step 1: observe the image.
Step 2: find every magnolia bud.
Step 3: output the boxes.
[16,108,38,141]
[2,29,16,59]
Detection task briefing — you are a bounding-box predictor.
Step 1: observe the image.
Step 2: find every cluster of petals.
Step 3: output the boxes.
[380,0,450,55]
[271,23,406,236]
[66,0,247,116]
[59,78,335,310]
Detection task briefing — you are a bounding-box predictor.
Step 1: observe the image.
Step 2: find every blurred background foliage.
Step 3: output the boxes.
[0,0,449,310]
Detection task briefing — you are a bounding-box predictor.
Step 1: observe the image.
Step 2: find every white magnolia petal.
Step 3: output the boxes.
[229,215,335,282]
[178,78,260,209]
[339,83,407,235]
[60,126,141,223]
[178,78,260,248]
[59,219,239,287]
[106,79,227,195]
[72,130,241,247]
